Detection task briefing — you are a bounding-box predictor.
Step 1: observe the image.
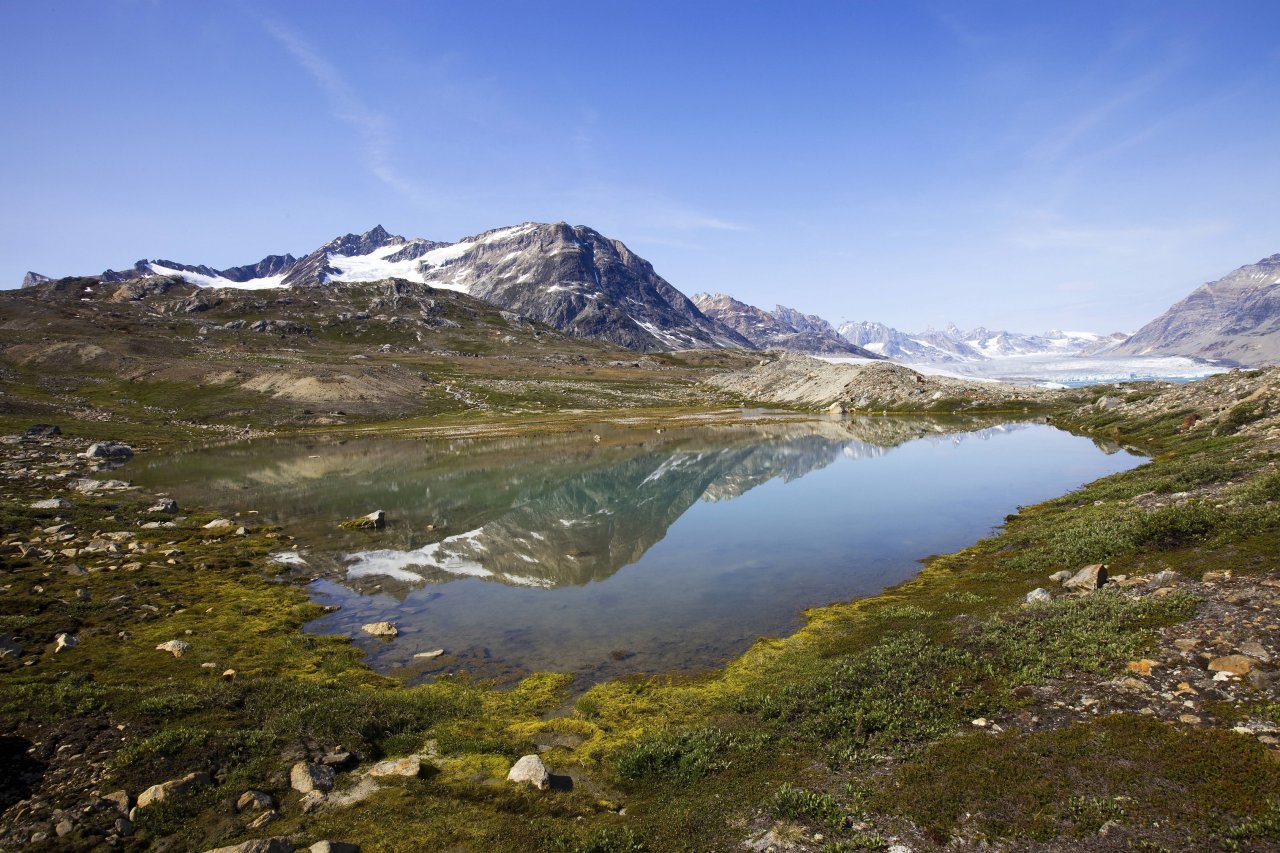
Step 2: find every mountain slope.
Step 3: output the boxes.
[839,320,1113,363]
[1111,254,1280,366]
[30,223,752,353]
[692,293,878,356]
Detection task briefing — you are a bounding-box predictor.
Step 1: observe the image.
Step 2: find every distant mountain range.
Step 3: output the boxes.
[22,223,1280,366]
[690,293,879,357]
[26,223,752,353]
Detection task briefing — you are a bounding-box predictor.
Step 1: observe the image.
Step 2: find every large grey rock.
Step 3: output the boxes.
[366,756,421,778]
[505,754,550,790]
[85,441,133,460]
[1064,563,1108,592]
[1024,588,1052,605]
[290,762,335,794]
[30,497,72,510]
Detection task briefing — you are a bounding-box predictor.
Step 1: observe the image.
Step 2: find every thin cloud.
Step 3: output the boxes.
[262,18,425,204]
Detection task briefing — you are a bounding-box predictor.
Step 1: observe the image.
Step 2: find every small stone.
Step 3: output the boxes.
[1024,588,1052,605]
[115,817,134,837]
[1203,570,1232,583]
[367,756,421,778]
[1120,677,1151,692]
[506,754,551,790]
[1049,570,1072,584]
[236,790,274,813]
[310,843,360,853]
[361,621,398,638]
[55,819,74,837]
[1240,641,1271,662]
[1064,563,1108,592]
[340,510,386,531]
[290,762,335,794]
[203,518,234,530]
[103,790,130,814]
[971,717,989,728]
[156,639,191,657]
[1126,659,1159,677]
[222,668,237,680]
[1173,639,1198,652]
[75,588,91,601]
[1209,655,1254,676]
[248,809,279,829]
[1179,714,1202,725]
[414,649,445,659]
[299,790,327,813]
[54,633,78,653]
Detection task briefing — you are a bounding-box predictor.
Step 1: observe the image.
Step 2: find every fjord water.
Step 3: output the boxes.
[130,417,1143,684]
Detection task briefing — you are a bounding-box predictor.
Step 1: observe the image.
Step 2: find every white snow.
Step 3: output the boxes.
[820,354,1228,386]
[147,262,287,291]
[328,242,433,284]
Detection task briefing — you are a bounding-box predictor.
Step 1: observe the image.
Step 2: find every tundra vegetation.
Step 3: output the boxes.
[1,281,1279,851]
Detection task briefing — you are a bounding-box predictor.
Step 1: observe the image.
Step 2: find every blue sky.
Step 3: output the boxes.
[2,1,1279,333]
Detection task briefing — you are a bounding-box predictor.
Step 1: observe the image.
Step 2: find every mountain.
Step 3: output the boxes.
[1110,253,1280,366]
[691,293,879,357]
[30,223,752,353]
[838,319,1113,363]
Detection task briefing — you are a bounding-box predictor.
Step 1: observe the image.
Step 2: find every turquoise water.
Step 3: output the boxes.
[129,416,1143,684]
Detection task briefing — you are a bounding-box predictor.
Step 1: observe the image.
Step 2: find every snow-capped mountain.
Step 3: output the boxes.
[692,293,879,357]
[1110,253,1280,366]
[34,223,752,353]
[838,320,1119,363]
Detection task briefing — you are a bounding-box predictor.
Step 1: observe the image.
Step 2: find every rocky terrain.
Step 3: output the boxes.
[27,223,753,353]
[691,294,876,357]
[1112,253,1280,366]
[702,351,1057,411]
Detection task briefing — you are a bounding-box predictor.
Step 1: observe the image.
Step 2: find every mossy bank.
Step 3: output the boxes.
[2,367,1279,852]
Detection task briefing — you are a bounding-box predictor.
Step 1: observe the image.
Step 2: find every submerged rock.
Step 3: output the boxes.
[506,754,550,790]
[85,441,133,460]
[340,510,386,531]
[361,621,398,638]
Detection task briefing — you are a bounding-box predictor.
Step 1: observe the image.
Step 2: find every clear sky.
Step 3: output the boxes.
[3,0,1279,333]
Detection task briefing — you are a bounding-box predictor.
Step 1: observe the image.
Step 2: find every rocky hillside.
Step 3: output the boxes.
[27,223,752,354]
[691,293,878,356]
[1111,253,1280,366]
[703,351,1055,411]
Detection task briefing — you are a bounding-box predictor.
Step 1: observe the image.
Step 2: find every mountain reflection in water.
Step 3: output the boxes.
[129,415,1141,683]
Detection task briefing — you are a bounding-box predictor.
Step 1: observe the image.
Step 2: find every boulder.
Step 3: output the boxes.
[235,790,274,813]
[361,621,398,638]
[30,497,72,510]
[506,754,550,790]
[54,633,78,653]
[298,790,327,813]
[156,639,192,657]
[24,424,61,437]
[366,756,421,778]
[85,441,133,460]
[1024,588,1052,605]
[137,771,210,808]
[1063,563,1108,592]
[203,839,295,853]
[102,790,130,815]
[203,518,235,530]
[290,762,335,794]
[340,510,386,531]
[1049,570,1072,584]
[148,498,179,514]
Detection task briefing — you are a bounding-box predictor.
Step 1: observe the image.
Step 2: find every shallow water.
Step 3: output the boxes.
[129,415,1143,684]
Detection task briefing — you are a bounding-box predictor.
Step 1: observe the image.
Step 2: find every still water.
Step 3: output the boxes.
[129,416,1143,684]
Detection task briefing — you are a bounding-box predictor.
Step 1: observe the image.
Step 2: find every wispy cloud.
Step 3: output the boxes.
[1006,215,1230,255]
[262,18,425,204]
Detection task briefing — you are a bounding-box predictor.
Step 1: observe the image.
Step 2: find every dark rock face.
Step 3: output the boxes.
[692,293,878,356]
[20,272,50,289]
[1111,254,1280,366]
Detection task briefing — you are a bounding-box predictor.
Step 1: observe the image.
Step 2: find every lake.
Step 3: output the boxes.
[128,415,1143,684]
